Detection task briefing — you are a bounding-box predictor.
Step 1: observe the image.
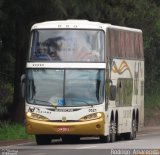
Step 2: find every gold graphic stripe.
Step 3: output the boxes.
[112,60,132,78]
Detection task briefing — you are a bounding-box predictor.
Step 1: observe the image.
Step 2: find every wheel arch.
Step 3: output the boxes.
[110,110,114,122]
[136,109,139,131]
[132,109,136,120]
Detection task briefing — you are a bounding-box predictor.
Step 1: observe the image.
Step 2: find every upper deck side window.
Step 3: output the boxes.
[29,29,105,62]
[107,28,144,60]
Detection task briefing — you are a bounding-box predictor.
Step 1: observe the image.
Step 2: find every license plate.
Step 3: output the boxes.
[57,127,70,132]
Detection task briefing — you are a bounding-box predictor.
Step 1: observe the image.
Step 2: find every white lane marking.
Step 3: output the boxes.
[17,142,35,146]
[30,153,46,155]
[77,145,97,149]
[0,142,35,149]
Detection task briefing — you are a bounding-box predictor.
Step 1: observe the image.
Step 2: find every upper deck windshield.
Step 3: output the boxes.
[29,29,104,62]
[26,69,104,107]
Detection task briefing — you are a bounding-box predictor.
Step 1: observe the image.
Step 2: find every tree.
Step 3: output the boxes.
[3,0,69,122]
[1,0,160,122]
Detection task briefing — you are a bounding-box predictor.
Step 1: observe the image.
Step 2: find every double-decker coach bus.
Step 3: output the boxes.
[23,20,144,145]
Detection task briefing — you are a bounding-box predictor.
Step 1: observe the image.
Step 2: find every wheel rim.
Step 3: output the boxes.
[110,121,116,142]
[132,120,136,139]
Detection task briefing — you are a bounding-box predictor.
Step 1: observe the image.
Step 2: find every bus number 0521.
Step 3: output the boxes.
[89,109,97,112]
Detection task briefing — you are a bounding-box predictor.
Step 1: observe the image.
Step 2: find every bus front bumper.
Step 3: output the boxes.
[25,117,104,136]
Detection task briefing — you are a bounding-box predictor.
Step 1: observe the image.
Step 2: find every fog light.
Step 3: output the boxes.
[97,113,102,117]
[96,124,101,128]
[27,112,32,117]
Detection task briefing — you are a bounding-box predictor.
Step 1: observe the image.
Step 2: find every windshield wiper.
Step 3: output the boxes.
[33,99,52,105]
[66,98,94,106]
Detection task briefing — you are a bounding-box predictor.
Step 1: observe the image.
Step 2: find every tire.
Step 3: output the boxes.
[131,119,137,139]
[99,135,110,143]
[110,121,116,143]
[35,135,51,145]
[125,119,137,140]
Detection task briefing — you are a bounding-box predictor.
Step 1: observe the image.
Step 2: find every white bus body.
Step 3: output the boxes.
[24,20,144,144]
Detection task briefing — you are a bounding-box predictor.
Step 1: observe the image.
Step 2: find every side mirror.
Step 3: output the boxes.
[109,85,116,100]
[20,74,26,98]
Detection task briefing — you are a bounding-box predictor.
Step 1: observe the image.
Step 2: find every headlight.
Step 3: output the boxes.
[26,112,49,121]
[80,112,102,121]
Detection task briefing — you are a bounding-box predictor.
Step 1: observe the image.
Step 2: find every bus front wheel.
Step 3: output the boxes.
[110,121,116,142]
[35,134,51,145]
[99,135,110,143]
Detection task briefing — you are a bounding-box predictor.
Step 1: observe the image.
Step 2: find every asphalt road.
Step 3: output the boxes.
[1,127,160,155]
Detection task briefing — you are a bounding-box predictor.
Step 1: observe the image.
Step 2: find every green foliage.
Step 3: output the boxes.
[0,80,13,118]
[145,83,160,108]
[144,84,160,125]
[0,121,33,140]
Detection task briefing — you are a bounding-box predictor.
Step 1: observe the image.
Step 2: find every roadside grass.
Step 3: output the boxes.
[0,121,34,141]
[144,90,160,126]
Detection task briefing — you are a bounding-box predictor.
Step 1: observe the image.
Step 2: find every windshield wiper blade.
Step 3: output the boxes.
[66,98,93,106]
[34,99,59,107]
[33,98,51,105]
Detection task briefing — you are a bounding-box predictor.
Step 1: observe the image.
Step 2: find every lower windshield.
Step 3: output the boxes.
[26,69,104,107]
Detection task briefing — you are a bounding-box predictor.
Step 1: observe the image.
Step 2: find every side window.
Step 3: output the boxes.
[107,29,143,60]
[134,33,140,59]
[116,78,133,106]
[139,34,144,59]
[116,80,123,105]
[141,81,144,96]
[109,30,116,57]
[119,31,125,58]
[109,85,116,101]
[130,32,135,58]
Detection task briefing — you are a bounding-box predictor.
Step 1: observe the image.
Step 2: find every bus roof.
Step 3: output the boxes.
[31,20,109,30]
[108,25,142,33]
[31,19,142,33]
